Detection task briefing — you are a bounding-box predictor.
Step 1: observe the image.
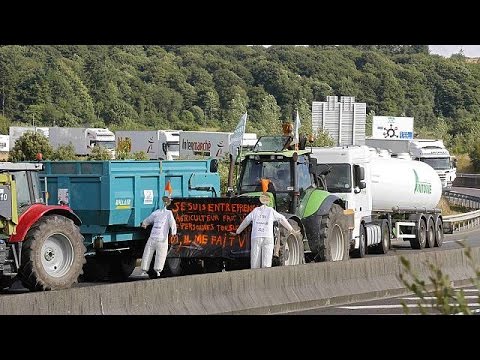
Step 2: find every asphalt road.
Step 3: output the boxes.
[285,285,480,315]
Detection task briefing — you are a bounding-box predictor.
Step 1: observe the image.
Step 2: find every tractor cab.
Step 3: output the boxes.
[236,133,316,214]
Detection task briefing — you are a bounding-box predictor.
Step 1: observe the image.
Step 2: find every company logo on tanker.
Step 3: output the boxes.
[413,169,432,194]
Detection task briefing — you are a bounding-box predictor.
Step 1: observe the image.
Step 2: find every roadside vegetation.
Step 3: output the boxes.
[2,45,480,169]
[400,244,480,314]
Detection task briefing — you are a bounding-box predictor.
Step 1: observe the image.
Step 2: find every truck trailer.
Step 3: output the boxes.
[179,131,257,160]
[115,130,181,160]
[40,159,221,281]
[49,127,116,158]
[310,145,444,257]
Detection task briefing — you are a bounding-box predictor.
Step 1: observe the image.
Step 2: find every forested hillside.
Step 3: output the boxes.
[1,45,479,154]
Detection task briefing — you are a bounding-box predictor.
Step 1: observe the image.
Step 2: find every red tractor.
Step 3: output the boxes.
[0,162,85,291]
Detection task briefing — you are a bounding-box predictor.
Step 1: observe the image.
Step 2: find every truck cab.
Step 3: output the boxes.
[409,139,456,188]
[86,128,116,159]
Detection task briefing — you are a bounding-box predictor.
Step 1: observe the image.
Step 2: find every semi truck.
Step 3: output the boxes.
[49,127,116,158]
[0,162,85,291]
[115,130,181,160]
[179,131,257,160]
[9,126,50,150]
[365,138,456,188]
[310,146,444,257]
[164,133,355,275]
[40,159,221,281]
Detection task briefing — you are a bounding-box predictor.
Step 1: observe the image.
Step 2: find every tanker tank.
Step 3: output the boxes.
[370,154,442,211]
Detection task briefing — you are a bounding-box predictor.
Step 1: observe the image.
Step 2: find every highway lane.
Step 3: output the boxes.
[285,285,480,315]
[450,186,480,197]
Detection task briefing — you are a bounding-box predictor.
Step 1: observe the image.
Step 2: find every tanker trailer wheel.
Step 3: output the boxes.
[434,215,444,247]
[19,215,86,291]
[410,216,427,250]
[273,220,305,266]
[425,216,435,248]
[316,204,350,262]
[376,219,391,255]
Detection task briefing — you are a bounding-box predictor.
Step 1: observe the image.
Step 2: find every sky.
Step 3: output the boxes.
[429,45,480,57]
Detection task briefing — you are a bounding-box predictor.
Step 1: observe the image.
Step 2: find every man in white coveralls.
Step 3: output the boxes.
[140,196,177,277]
[235,193,294,268]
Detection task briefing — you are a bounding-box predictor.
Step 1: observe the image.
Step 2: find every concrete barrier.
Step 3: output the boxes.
[0,247,478,314]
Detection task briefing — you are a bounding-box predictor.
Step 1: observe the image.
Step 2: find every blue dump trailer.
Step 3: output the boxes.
[40,159,220,281]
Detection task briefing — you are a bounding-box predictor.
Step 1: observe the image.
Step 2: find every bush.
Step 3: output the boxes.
[51,144,78,160]
[8,131,53,162]
[399,244,480,314]
[87,145,112,160]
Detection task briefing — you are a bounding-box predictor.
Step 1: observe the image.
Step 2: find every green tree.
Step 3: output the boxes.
[133,151,148,160]
[8,131,53,161]
[257,94,281,135]
[87,145,112,160]
[51,144,78,160]
[311,129,335,147]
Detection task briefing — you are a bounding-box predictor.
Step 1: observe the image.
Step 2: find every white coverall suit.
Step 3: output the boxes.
[141,208,177,276]
[235,205,293,268]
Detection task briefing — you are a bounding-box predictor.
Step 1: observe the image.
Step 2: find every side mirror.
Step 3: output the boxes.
[359,180,366,189]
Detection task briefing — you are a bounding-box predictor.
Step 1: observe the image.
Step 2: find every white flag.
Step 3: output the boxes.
[292,110,301,145]
[230,112,248,156]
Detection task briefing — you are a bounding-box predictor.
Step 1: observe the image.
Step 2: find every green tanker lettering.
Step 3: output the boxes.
[413,170,432,194]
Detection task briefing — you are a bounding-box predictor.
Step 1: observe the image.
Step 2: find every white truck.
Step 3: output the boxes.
[49,127,116,158]
[310,145,444,258]
[365,138,456,188]
[115,130,181,160]
[179,131,257,160]
[9,126,50,150]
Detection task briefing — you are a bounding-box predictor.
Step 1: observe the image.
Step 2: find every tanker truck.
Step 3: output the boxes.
[310,145,444,257]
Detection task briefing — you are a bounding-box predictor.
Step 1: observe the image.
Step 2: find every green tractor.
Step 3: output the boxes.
[228,134,353,265]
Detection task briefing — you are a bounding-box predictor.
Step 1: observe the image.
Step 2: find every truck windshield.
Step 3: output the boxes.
[96,141,116,150]
[420,157,451,170]
[323,164,352,193]
[239,159,291,192]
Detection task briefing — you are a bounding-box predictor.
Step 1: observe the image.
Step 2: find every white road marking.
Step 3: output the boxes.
[339,303,480,310]
[455,289,479,293]
[443,239,466,243]
[401,296,479,300]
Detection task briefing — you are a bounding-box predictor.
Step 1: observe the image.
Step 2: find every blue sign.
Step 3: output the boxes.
[400,131,413,139]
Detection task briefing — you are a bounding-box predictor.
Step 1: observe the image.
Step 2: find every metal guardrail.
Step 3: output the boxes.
[443,189,480,232]
[443,190,480,209]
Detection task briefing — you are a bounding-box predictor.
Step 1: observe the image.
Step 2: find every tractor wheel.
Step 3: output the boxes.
[273,220,304,266]
[19,215,86,291]
[316,204,350,262]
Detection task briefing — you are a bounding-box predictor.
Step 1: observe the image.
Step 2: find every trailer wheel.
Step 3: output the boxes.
[351,223,366,258]
[273,220,304,266]
[19,215,86,291]
[434,215,444,247]
[109,255,137,281]
[410,217,427,250]
[376,219,390,254]
[425,216,435,248]
[316,204,350,262]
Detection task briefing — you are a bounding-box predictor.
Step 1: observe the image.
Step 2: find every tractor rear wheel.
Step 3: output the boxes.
[19,215,86,291]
